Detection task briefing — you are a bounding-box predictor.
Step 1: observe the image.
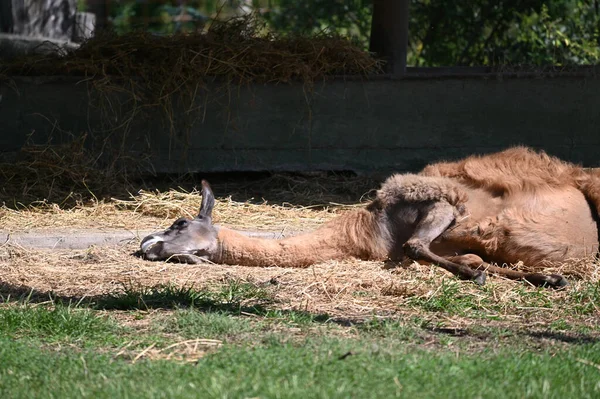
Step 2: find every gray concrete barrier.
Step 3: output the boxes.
[2,72,599,175]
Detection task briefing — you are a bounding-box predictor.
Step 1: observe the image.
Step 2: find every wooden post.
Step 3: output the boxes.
[87,0,109,31]
[0,1,14,33]
[369,0,410,76]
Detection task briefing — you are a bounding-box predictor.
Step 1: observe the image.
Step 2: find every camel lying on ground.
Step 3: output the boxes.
[140,147,600,288]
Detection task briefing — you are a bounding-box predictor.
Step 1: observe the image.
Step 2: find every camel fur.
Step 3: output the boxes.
[140,146,600,288]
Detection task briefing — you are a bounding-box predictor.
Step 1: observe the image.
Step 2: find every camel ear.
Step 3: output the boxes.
[198,180,215,219]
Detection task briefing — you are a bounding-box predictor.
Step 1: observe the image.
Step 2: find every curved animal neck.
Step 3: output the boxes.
[212,208,389,267]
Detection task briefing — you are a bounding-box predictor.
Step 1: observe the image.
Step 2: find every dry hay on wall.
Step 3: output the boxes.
[0,134,140,206]
[0,141,377,229]
[0,14,383,113]
[0,15,384,207]
[1,15,383,83]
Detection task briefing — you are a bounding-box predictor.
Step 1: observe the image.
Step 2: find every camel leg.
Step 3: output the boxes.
[402,202,487,285]
[446,254,568,289]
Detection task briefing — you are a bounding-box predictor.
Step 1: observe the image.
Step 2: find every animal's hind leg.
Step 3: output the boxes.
[446,254,568,289]
[402,202,487,285]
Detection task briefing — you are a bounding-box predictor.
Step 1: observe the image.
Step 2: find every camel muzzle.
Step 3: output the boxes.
[140,235,164,254]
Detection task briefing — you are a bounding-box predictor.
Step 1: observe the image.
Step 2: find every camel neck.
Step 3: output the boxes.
[212,208,389,268]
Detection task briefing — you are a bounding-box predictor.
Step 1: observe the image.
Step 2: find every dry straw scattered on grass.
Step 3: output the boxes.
[119,338,223,364]
[0,193,337,233]
[1,242,599,327]
[110,180,372,231]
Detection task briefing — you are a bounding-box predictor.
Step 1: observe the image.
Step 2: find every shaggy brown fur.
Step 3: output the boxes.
[140,146,600,288]
[377,174,469,206]
[421,146,600,213]
[416,146,599,282]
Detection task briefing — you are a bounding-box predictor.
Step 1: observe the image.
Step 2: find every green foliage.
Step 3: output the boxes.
[408,0,600,66]
[507,4,600,65]
[262,0,372,48]
[105,1,599,66]
[109,0,210,34]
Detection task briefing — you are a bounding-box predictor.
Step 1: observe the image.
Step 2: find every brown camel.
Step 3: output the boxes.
[139,147,600,288]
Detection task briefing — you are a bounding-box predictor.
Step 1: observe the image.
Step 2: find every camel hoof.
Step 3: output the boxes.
[525,273,568,289]
[458,270,486,285]
[546,274,568,289]
[471,271,487,286]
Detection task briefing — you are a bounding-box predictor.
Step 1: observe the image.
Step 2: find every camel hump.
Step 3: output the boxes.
[421,146,578,194]
[377,173,468,208]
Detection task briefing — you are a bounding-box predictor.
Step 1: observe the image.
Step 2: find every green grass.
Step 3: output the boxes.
[1,335,599,399]
[404,278,600,322]
[569,282,600,315]
[97,283,333,337]
[0,302,122,347]
[162,309,257,340]
[406,279,483,315]
[96,281,273,312]
[162,308,332,341]
[1,281,600,398]
[356,317,425,342]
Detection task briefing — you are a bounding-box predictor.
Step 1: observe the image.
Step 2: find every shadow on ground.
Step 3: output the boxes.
[2,280,599,348]
[132,171,381,208]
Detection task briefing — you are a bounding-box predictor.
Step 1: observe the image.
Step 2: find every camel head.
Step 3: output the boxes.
[140,180,218,264]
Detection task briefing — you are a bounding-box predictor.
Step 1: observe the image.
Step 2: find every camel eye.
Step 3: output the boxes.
[175,219,189,228]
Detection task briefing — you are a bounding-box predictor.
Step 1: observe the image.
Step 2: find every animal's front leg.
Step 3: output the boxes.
[446,254,567,289]
[402,202,487,285]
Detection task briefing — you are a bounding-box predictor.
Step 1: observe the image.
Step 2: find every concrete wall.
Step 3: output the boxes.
[1,74,599,174]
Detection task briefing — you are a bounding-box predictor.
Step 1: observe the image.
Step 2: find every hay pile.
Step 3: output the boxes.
[0,15,383,206]
[0,134,138,206]
[0,15,383,85]
[0,173,375,233]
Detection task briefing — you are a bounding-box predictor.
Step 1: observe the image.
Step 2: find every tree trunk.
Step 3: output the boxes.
[369,0,410,76]
[0,1,14,33]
